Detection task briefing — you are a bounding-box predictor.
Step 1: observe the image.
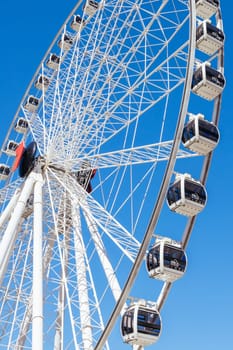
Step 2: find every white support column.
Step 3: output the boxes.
[72,205,93,350]
[54,236,69,350]
[133,346,144,350]
[16,232,57,349]
[83,210,123,307]
[32,173,44,350]
[0,173,36,285]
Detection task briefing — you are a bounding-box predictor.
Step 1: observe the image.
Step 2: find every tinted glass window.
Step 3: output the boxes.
[167,182,181,205]
[147,246,160,270]
[163,245,186,272]
[192,67,203,88]
[184,180,206,204]
[121,310,134,335]
[206,0,219,6]
[75,169,92,187]
[137,309,161,336]
[198,119,219,142]
[206,66,225,87]
[29,97,38,105]
[90,0,98,8]
[182,120,195,143]
[0,166,10,175]
[206,23,224,41]
[196,24,204,41]
[18,119,28,127]
[51,54,60,63]
[197,0,219,5]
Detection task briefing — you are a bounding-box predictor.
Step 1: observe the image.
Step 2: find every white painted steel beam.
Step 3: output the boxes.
[83,210,123,306]
[0,189,20,229]
[0,173,36,286]
[32,173,44,350]
[73,206,93,350]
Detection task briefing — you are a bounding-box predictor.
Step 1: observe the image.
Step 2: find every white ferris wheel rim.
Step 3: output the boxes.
[0,0,224,349]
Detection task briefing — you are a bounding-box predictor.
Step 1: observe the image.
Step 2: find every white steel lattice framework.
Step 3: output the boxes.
[0,0,224,349]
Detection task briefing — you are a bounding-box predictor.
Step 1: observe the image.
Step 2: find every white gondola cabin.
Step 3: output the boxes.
[24,96,40,113]
[14,118,28,133]
[196,21,224,55]
[83,0,99,17]
[146,238,187,282]
[46,53,61,70]
[34,75,50,91]
[121,301,162,346]
[4,140,19,156]
[195,0,219,20]
[192,62,225,100]
[58,33,73,51]
[0,164,10,180]
[182,113,220,155]
[167,173,207,216]
[71,15,86,31]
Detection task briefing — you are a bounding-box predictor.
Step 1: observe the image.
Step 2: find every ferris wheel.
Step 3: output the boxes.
[0,0,225,349]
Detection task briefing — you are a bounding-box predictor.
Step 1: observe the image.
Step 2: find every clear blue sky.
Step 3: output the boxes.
[0,1,232,349]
